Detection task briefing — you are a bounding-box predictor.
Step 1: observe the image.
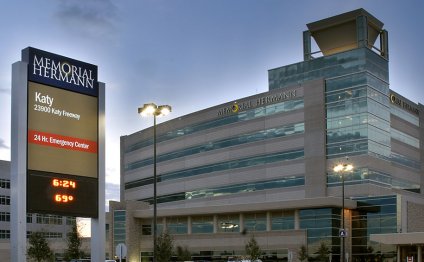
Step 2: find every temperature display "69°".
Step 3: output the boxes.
[54,194,74,203]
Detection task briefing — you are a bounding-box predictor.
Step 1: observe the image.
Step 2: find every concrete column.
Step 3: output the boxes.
[303,30,312,61]
[380,29,389,60]
[240,213,245,234]
[187,216,192,235]
[356,15,368,48]
[418,245,422,262]
[266,211,271,231]
[213,215,218,233]
[91,82,106,262]
[162,217,167,233]
[294,210,300,230]
[397,245,401,262]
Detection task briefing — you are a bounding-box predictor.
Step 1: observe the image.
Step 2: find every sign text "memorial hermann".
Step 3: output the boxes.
[32,55,95,89]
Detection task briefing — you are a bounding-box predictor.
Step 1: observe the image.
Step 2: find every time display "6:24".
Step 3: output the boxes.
[52,178,76,189]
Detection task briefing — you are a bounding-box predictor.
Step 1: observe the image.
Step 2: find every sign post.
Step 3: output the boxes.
[116,243,127,262]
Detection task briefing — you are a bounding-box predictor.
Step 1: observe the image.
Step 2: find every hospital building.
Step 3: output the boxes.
[111,9,424,262]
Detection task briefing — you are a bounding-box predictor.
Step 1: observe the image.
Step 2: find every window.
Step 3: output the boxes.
[192,216,213,234]
[271,210,294,231]
[141,224,151,235]
[0,196,10,205]
[0,179,10,189]
[0,212,10,221]
[217,214,239,233]
[167,217,187,234]
[126,149,304,190]
[66,216,76,225]
[126,122,305,171]
[244,213,266,232]
[36,214,63,225]
[28,231,63,239]
[0,230,10,239]
[27,213,33,223]
[125,98,304,153]
[113,210,126,247]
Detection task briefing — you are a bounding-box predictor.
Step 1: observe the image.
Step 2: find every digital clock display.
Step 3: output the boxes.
[52,178,76,189]
[27,171,98,217]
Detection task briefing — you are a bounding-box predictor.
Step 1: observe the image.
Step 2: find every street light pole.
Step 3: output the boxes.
[139,103,172,262]
[333,160,353,262]
[153,113,157,262]
[342,168,345,262]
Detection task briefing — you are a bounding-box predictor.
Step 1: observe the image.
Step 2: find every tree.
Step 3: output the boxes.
[63,222,85,261]
[298,245,308,262]
[316,242,330,262]
[156,231,174,262]
[27,231,53,262]
[245,235,262,261]
[176,245,192,261]
[366,246,375,262]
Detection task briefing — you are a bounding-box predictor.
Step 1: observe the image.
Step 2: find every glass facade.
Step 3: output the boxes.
[125,98,304,154]
[271,210,295,231]
[269,44,422,195]
[271,47,392,160]
[390,106,419,126]
[269,48,388,91]
[134,200,397,261]
[297,199,396,261]
[113,210,126,248]
[192,216,214,234]
[125,122,305,171]
[327,168,420,193]
[326,71,390,159]
[391,128,420,148]
[139,176,305,204]
[351,196,397,262]
[244,213,267,232]
[167,217,188,235]
[125,149,304,190]
[299,208,341,257]
[217,214,240,233]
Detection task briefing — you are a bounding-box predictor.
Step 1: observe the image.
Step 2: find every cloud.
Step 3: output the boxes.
[53,0,120,39]
[105,182,120,211]
[0,139,9,150]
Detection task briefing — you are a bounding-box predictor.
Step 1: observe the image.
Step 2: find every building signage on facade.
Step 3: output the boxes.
[218,89,298,116]
[390,93,419,115]
[23,47,99,218]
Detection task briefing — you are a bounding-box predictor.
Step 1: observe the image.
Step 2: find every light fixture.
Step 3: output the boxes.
[138,102,172,262]
[333,159,353,262]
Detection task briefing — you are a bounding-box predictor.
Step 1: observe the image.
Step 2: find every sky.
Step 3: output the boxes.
[1,0,423,210]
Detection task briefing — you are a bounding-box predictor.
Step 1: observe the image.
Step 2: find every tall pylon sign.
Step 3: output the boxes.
[24,47,99,218]
[11,47,106,261]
